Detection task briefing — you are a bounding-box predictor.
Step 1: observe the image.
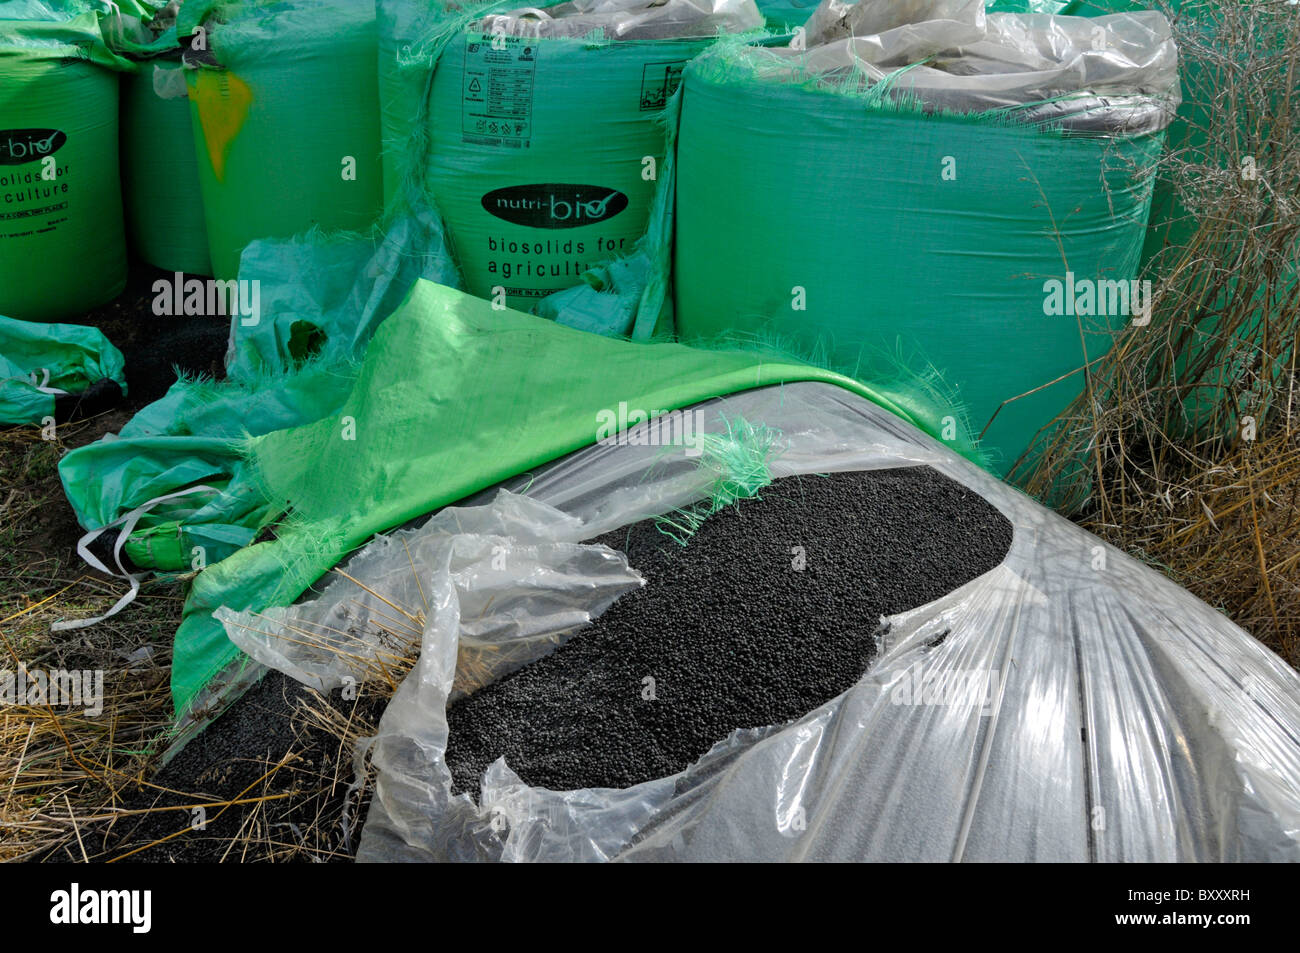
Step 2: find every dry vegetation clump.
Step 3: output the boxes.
[1015,0,1300,668]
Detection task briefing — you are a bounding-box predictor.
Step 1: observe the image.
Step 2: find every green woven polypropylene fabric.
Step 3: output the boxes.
[0,11,129,321]
[57,356,353,572]
[672,51,1164,475]
[0,314,126,423]
[121,60,212,275]
[169,278,969,716]
[58,432,271,572]
[56,198,462,576]
[428,29,717,312]
[183,0,383,279]
[752,0,817,30]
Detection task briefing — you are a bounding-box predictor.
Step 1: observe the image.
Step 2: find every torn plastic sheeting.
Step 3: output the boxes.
[165,279,978,723]
[477,0,763,39]
[804,0,988,58]
[221,380,1300,861]
[219,491,646,697]
[789,4,1180,130]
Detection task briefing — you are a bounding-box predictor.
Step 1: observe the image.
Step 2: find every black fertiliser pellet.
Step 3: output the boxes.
[445,466,1013,798]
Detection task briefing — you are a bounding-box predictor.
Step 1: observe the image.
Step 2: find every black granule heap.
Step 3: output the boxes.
[445,465,1013,797]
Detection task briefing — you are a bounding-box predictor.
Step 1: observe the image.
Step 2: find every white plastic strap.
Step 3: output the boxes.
[52,484,220,632]
[29,368,68,396]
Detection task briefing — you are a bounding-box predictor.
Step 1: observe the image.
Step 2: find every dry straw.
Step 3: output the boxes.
[1013,0,1300,666]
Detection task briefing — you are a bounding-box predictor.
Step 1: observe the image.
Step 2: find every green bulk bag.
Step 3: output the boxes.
[427,0,762,312]
[121,58,212,275]
[673,14,1177,475]
[0,11,129,321]
[379,0,446,209]
[0,313,126,425]
[181,0,384,280]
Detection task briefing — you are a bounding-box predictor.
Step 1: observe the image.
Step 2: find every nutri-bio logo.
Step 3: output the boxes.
[482,183,629,229]
[0,128,67,165]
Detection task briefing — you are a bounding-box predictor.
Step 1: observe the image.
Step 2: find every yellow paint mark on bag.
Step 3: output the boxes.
[191,70,252,182]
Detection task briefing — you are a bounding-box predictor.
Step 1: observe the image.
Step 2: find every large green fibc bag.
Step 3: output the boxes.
[182,0,384,280]
[121,58,212,275]
[379,0,445,209]
[673,16,1176,475]
[426,0,761,312]
[0,12,129,321]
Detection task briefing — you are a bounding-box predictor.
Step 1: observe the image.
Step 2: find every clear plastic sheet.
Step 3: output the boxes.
[223,382,1300,861]
[805,0,988,60]
[477,0,764,40]
[218,493,645,698]
[791,1,1179,132]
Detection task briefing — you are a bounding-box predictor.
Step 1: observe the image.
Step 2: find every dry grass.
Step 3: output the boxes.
[1014,1,1300,668]
[233,558,506,700]
[102,687,380,864]
[0,419,179,861]
[1075,430,1300,667]
[0,421,378,863]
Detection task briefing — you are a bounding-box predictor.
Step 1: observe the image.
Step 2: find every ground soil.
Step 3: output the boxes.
[101,672,384,863]
[79,262,230,412]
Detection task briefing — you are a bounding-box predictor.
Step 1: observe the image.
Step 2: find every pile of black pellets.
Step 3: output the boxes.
[445,466,1013,797]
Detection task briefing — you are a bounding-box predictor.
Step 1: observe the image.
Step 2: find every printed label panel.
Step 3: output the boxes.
[462,35,538,147]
